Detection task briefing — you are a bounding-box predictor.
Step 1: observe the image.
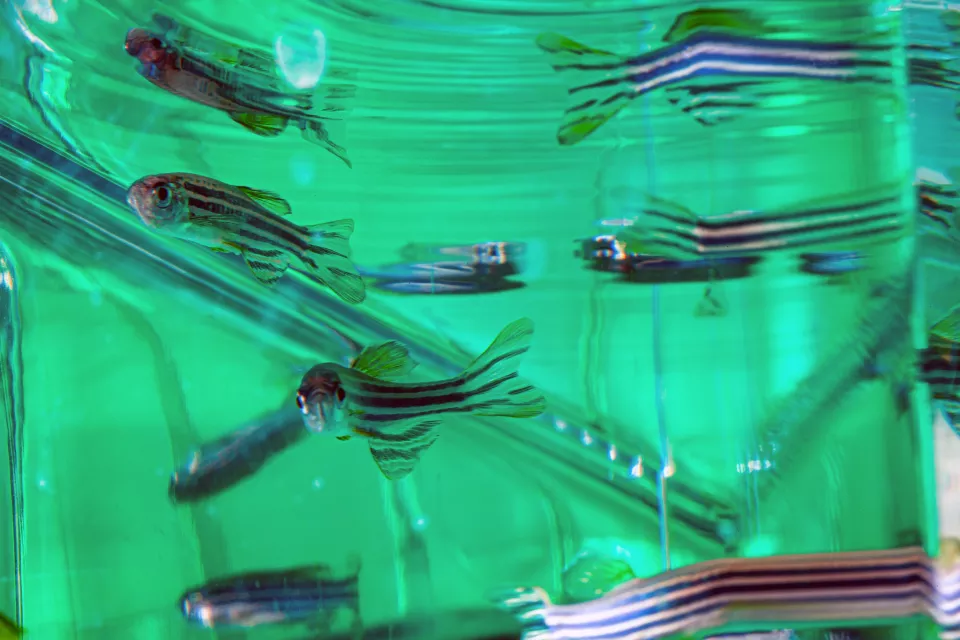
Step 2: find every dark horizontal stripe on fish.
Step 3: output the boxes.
[352,347,529,396]
[358,396,543,425]
[693,211,901,248]
[185,184,309,251]
[699,195,900,229]
[353,373,518,410]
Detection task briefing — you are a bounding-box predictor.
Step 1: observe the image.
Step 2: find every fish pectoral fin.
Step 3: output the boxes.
[228,111,289,137]
[336,435,352,441]
[368,419,442,481]
[236,186,293,216]
[241,249,289,286]
[350,342,419,380]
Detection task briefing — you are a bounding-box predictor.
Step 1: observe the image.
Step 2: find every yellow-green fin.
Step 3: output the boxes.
[228,111,289,138]
[932,308,960,345]
[236,186,293,216]
[663,9,767,43]
[534,33,618,58]
[351,342,418,380]
[336,435,352,441]
[0,611,23,638]
[210,246,231,253]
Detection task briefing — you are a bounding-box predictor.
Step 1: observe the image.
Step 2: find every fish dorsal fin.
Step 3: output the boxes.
[236,186,293,216]
[663,9,767,43]
[562,554,637,603]
[351,342,418,380]
[932,309,960,345]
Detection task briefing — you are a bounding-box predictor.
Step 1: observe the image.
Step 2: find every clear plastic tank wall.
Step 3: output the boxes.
[0,126,732,637]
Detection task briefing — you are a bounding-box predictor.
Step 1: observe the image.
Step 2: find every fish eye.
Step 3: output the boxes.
[149,38,163,49]
[153,185,173,208]
[296,394,305,410]
[336,386,346,403]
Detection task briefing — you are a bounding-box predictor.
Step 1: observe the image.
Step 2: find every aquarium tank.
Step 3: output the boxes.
[1,0,959,638]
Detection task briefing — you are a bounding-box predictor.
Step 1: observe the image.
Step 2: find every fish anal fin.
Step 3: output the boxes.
[241,249,289,286]
[368,420,442,480]
[351,342,418,380]
[228,111,289,137]
[236,186,293,216]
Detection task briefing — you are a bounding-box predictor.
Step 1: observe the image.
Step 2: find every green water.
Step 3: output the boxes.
[0,0,941,638]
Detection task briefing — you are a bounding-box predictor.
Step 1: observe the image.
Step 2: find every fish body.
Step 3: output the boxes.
[799,251,864,277]
[170,407,307,503]
[611,186,904,260]
[179,560,360,629]
[535,9,892,145]
[126,172,365,302]
[296,318,546,479]
[124,27,353,166]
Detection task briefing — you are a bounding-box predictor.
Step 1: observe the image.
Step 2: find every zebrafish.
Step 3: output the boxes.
[496,547,944,640]
[124,24,354,167]
[610,185,904,260]
[126,172,365,303]
[179,558,361,629]
[169,405,307,503]
[295,318,546,480]
[535,8,893,145]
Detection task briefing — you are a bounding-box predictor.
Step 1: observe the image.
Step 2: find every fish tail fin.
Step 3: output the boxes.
[535,32,631,146]
[459,318,546,419]
[491,586,555,640]
[302,219,366,304]
[299,118,352,168]
[312,68,358,119]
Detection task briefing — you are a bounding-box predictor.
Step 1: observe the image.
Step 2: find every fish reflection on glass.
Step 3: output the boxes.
[169,406,307,503]
[798,251,864,282]
[497,547,944,640]
[179,558,360,630]
[610,185,904,261]
[126,172,365,302]
[562,554,637,603]
[535,8,893,145]
[296,319,546,480]
[123,23,354,167]
[397,241,526,267]
[367,261,523,295]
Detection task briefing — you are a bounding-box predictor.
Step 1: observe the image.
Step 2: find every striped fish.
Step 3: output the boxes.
[169,406,307,503]
[296,318,546,480]
[496,547,960,640]
[609,185,905,261]
[126,172,365,303]
[179,557,360,629]
[535,9,893,145]
[920,344,960,405]
[124,25,354,167]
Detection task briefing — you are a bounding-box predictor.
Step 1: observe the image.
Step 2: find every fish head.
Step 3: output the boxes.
[297,364,350,436]
[179,591,211,626]
[124,28,170,65]
[127,174,190,231]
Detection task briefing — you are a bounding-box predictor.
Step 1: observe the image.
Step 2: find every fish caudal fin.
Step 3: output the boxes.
[491,586,554,640]
[302,219,366,304]
[460,318,546,419]
[535,32,631,146]
[300,119,352,168]
[312,68,358,120]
